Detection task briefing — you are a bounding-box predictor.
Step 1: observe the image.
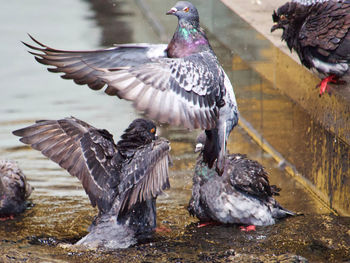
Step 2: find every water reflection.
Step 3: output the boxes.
[84,0,133,46]
[0,0,349,262]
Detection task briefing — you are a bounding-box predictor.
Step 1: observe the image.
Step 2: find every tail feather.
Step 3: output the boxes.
[202,129,220,169]
[271,202,296,219]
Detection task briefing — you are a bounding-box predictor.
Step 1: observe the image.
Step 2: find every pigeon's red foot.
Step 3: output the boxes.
[155,225,171,233]
[197,221,221,228]
[0,215,15,221]
[239,225,256,232]
[317,75,338,96]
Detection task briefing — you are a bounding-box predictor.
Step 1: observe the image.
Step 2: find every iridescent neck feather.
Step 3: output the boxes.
[167,20,210,58]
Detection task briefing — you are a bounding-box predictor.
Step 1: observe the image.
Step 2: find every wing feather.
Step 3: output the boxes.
[299,1,350,57]
[23,35,167,89]
[116,138,171,214]
[13,117,119,213]
[24,36,222,130]
[227,154,279,200]
[101,57,219,130]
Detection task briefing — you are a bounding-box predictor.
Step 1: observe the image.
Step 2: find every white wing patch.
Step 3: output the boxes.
[292,0,328,6]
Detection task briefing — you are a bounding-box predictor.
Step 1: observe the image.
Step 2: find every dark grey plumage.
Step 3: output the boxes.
[22,1,239,174]
[271,0,350,95]
[0,160,32,217]
[188,133,294,226]
[13,118,171,249]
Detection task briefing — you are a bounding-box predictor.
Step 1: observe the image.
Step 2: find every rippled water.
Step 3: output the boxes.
[0,0,349,262]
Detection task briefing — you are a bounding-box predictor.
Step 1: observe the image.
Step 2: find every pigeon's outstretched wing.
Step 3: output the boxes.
[116,138,171,215]
[23,36,221,130]
[12,117,119,213]
[101,53,220,130]
[22,35,168,91]
[227,154,280,200]
[299,1,350,60]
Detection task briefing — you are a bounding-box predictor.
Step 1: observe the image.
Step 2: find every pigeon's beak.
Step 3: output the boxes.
[195,143,203,153]
[166,7,177,15]
[271,11,281,32]
[271,23,280,33]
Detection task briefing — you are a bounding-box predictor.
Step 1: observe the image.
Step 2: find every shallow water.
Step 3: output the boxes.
[0,0,349,262]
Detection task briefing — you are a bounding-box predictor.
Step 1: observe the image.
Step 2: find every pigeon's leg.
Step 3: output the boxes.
[155,225,171,233]
[239,225,256,232]
[317,75,338,96]
[197,221,221,228]
[0,215,15,221]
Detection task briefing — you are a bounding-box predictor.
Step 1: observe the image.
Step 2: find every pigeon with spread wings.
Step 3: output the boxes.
[271,0,350,95]
[22,1,239,174]
[13,118,171,249]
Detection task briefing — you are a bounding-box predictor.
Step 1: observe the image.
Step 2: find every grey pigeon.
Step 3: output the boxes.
[22,1,239,174]
[188,133,294,227]
[271,0,350,95]
[13,118,171,249]
[0,160,32,219]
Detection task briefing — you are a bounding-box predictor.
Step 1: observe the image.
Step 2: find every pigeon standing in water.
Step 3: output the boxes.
[0,160,33,219]
[271,0,350,95]
[22,1,239,174]
[188,133,294,229]
[13,118,171,249]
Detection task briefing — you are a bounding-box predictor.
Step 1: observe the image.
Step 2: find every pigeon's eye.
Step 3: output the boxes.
[183,7,189,12]
[280,14,287,20]
[150,128,156,134]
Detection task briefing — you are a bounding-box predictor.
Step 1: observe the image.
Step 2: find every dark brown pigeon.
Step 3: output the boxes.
[271,0,350,95]
[22,1,239,175]
[13,118,171,249]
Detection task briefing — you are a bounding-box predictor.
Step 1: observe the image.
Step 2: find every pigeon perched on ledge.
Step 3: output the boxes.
[271,0,350,95]
[22,1,239,174]
[13,118,171,249]
[0,160,32,219]
[188,133,294,228]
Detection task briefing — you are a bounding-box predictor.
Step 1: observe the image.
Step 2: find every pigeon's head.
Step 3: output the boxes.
[166,1,199,25]
[125,118,157,142]
[118,119,157,154]
[271,3,295,33]
[271,2,309,46]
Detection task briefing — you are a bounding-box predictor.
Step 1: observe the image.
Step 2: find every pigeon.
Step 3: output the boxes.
[13,118,171,249]
[22,1,239,174]
[188,132,294,228]
[271,0,350,95]
[0,160,33,219]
